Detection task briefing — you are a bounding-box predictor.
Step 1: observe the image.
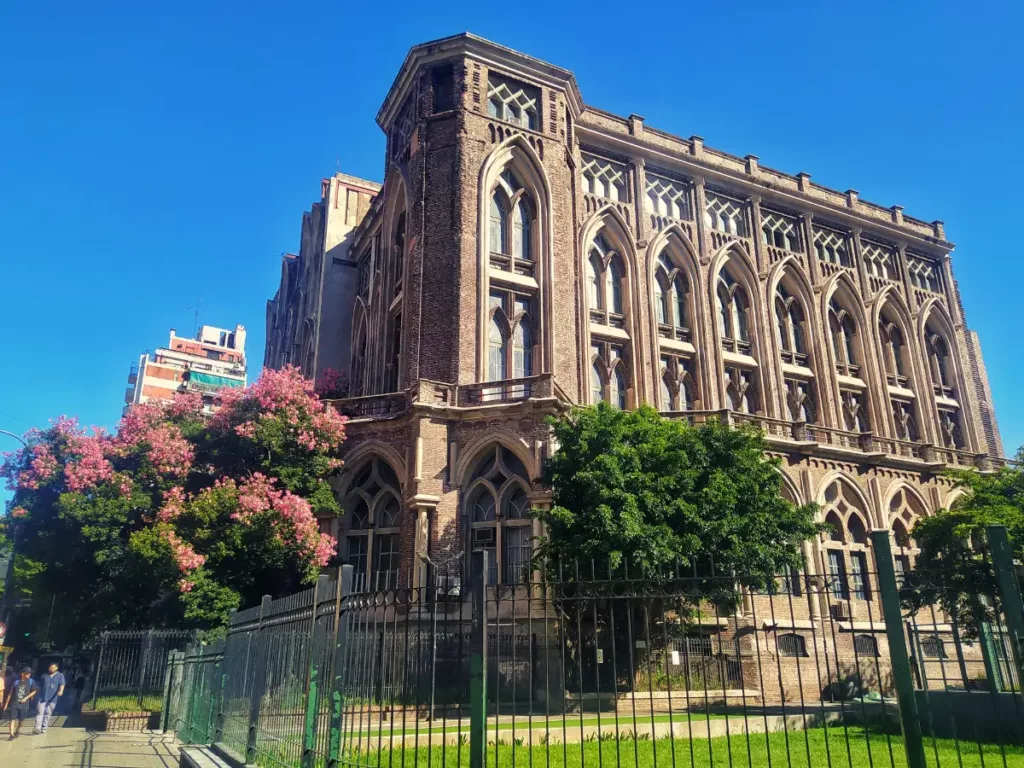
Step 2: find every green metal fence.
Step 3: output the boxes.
[169,526,1024,768]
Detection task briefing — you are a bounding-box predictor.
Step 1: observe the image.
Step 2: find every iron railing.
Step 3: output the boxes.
[169,528,1024,768]
[87,628,196,713]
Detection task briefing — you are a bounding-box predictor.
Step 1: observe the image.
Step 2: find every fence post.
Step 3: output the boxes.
[159,650,178,733]
[979,621,1005,693]
[246,595,273,765]
[988,525,1024,685]
[137,628,154,709]
[301,575,332,768]
[327,565,354,768]
[88,631,108,711]
[214,655,227,744]
[870,529,927,768]
[469,550,489,768]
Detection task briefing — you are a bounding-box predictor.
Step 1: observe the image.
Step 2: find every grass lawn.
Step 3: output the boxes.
[337,726,1024,768]
[88,693,164,713]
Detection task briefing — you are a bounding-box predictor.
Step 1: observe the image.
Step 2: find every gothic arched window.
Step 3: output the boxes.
[653,251,691,342]
[828,300,860,377]
[926,329,954,396]
[485,290,535,396]
[342,457,403,592]
[464,445,534,584]
[775,286,807,366]
[588,234,628,328]
[717,270,751,354]
[591,341,629,408]
[488,171,535,277]
[880,320,909,386]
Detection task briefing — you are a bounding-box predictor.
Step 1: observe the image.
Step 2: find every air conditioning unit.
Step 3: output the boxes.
[830,603,852,621]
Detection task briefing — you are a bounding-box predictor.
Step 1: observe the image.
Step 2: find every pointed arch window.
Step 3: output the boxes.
[392,211,406,297]
[841,390,870,432]
[385,312,402,392]
[591,341,630,408]
[890,488,925,577]
[879,320,910,387]
[485,289,535,393]
[464,445,534,585]
[488,171,535,277]
[892,399,919,442]
[821,480,874,601]
[588,234,628,329]
[352,320,368,397]
[775,286,808,366]
[717,270,752,354]
[785,379,816,424]
[828,300,860,377]
[654,251,691,342]
[342,457,403,592]
[926,329,955,397]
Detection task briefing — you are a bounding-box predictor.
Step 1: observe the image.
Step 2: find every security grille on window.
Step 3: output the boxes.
[854,634,879,657]
[486,73,539,130]
[464,445,534,585]
[645,173,692,221]
[777,633,807,657]
[907,255,941,293]
[761,210,800,252]
[704,191,748,237]
[814,225,850,266]
[920,636,947,659]
[582,154,628,202]
[862,240,899,281]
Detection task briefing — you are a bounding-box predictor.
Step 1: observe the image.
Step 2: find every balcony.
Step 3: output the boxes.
[331,391,409,420]
[457,374,555,406]
[659,409,990,470]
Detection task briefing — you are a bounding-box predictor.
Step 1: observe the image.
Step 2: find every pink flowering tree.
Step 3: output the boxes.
[1,366,346,639]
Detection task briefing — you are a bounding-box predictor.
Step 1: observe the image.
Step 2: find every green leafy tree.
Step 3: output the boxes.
[536,405,822,692]
[0,366,347,643]
[539,404,821,595]
[904,449,1024,637]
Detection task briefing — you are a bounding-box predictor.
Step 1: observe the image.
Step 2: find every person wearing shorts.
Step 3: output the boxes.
[6,667,38,740]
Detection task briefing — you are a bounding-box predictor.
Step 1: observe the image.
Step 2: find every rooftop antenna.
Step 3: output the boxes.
[186,298,203,337]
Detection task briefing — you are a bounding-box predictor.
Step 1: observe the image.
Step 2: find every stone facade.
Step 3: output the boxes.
[269,35,1008,698]
[265,173,381,383]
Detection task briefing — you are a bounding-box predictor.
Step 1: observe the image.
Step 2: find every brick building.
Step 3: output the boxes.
[269,33,1009,700]
[265,173,380,383]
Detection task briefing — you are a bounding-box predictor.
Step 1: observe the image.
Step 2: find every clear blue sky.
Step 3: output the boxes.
[2,0,1021,503]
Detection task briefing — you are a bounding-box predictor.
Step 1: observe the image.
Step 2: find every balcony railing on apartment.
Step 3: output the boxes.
[332,391,409,420]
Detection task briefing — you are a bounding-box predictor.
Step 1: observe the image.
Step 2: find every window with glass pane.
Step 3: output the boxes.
[894,555,910,587]
[503,526,532,584]
[374,534,400,590]
[849,551,870,600]
[348,536,368,592]
[613,368,628,409]
[828,550,849,599]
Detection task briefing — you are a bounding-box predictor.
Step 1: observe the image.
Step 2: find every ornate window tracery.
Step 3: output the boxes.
[654,252,691,342]
[487,290,535,383]
[761,210,800,252]
[342,457,403,592]
[660,354,697,411]
[464,445,534,585]
[775,285,807,366]
[814,226,851,266]
[704,191,748,237]
[862,240,898,281]
[487,74,539,130]
[591,341,629,408]
[908,255,941,293]
[582,154,628,201]
[717,270,752,354]
[645,173,692,221]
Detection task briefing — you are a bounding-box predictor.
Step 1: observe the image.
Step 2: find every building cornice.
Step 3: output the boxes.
[377,33,585,131]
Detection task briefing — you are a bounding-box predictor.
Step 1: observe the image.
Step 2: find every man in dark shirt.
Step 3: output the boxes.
[5,667,37,739]
[35,663,65,733]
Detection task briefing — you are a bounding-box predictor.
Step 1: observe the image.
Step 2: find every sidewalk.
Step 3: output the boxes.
[0,717,179,768]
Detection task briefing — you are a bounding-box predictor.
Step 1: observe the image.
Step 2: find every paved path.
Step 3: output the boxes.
[0,718,179,768]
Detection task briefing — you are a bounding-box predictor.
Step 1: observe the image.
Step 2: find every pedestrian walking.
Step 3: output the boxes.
[6,666,38,740]
[35,663,65,733]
